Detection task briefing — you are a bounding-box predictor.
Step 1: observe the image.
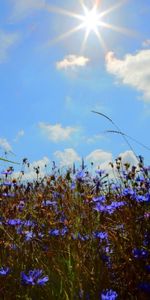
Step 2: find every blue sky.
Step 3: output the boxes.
[0,0,150,177]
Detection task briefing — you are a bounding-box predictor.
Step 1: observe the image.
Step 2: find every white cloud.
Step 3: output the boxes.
[118,150,139,166]
[56,55,90,70]
[39,122,77,142]
[86,149,113,166]
[142,39,150,48]
[105,50,150,101]
[14,156,50,181]
[54,148,80,167]
[0,30,18,63]
[14,130,25,142]
[10,0,46,20]
[0,138,12,152]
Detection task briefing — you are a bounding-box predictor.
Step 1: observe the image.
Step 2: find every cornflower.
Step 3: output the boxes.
[21,269,49,286]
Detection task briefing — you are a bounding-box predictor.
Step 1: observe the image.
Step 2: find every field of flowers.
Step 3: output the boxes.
[0,156,150,299]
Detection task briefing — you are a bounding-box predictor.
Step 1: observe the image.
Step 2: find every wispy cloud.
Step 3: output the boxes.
[39,122,78,142]
[13,130,25,142]
[56,55,90,70]
[0,30,19,63]
[85,134,106,144]
[105,50,150,102]
[0,138,12,152]
[10,0,46,20]
[54,148,80,167]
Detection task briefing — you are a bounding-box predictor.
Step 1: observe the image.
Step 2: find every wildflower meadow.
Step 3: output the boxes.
[0,155,150,299]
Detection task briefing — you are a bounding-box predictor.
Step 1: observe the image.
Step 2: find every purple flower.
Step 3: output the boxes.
[0,267,10,276]
[101,289,118,300]
[21,269,49,286]
[144,212,150,219]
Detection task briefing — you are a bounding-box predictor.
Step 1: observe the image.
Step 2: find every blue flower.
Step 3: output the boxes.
[138,282,150,293]
[42,200,57,207]
[94,203,106,212]
[78,233,89,241]
[2,182,13,186]
[101,289,118,300]
[23,220,35,227]
[0,267,10,276]
[21,269,49,286]
[24,231,35,241]
[49,227,68,237]
[94,201,125,214]
[17,201,25,212]
[49,229,60,236]
[76,171,85,180]
[132,248,149,259]
[7,219,22,226]
[145,265,150,273]
[92,196,106,203]
[135,194,150,203]
[71,182,76,190]
[95,170,105,176]
[93,231,108,240]
[122,188,135,197]
[1,170,13,175]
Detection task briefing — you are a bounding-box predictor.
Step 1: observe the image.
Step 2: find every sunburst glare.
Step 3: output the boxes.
[46,0,133,52]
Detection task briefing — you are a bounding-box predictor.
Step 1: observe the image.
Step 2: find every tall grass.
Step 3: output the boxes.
[0,156,150,299]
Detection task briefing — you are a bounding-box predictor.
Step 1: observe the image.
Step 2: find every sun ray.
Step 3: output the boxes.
[99,21,137,37]
[47,23,85,47]
[94,28,107,52]
[45,3,84,21]
[80,29,90,53]
[99,0,128,18]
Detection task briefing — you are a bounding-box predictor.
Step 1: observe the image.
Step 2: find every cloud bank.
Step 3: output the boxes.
[106,49,150,102]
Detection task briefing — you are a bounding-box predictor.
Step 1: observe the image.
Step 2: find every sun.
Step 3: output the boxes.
[80,6,101,34]
[46,0,133,51]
